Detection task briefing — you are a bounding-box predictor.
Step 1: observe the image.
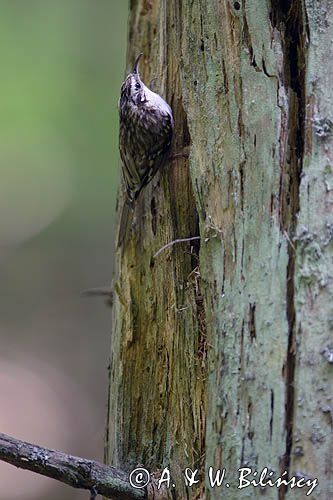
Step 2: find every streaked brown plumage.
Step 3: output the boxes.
[117,54,174,246]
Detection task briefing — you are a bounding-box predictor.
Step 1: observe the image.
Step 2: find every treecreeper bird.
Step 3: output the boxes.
[117,53,174,246]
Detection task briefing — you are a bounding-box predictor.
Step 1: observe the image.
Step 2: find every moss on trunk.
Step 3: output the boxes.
[106,2,333,499]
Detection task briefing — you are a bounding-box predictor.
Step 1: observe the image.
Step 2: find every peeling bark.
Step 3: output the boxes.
[106,2,333,499]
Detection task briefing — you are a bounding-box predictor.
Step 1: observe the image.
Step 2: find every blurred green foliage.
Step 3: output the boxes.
[0,2,128,499]
[0,0,127,238]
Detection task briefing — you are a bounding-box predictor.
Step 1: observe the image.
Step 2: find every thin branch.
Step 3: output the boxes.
[153,236,201,258]
[0,433,145,500]
[81,286,113,299]
[283,229,296,252]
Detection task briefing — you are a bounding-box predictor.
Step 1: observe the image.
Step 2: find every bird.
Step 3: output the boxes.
[117,53,174,246]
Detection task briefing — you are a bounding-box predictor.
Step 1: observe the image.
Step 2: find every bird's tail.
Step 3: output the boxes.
[117,199,134,248]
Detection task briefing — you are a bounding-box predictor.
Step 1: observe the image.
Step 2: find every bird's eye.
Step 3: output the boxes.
[135,83,140,90]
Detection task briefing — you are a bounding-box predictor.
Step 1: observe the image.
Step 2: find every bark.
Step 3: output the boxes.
[106,1,333,499]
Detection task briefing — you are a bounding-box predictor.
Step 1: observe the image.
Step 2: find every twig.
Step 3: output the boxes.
[283,230,296,252]
[153,236,201,258]
[80,286,113,298]
[0,433,145,500]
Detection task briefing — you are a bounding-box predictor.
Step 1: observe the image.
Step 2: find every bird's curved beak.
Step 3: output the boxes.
[133,53,143,74]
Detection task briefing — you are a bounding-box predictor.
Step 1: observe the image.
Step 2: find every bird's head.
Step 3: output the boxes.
[120,53,146,105]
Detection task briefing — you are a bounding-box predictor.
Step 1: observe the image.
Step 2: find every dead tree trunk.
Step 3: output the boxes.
[106,2,333,499]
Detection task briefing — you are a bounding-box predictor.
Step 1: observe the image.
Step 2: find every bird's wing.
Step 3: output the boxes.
[119,110,173,200]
